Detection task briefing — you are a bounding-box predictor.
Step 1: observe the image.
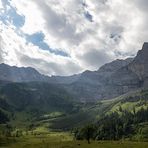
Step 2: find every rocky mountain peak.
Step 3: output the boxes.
[98,58,133,73]
[128,42,148,81]
[142,42,148,50]
[0,63,47,82]
[133,42,148,63]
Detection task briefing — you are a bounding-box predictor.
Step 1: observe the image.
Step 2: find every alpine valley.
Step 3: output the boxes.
[0,43,148,147]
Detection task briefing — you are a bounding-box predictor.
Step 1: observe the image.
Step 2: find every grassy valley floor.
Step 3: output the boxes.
[0,132,148,148]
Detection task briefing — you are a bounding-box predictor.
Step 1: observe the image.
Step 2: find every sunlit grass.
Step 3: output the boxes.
[1,133,148,148]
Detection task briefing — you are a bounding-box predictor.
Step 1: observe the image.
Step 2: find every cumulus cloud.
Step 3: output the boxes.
[0,0,148,75]
[0,21,81,75]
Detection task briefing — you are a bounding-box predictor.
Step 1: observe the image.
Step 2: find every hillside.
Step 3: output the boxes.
[72,89,148,141]
[0,82,148,142]
[0,81,147,129]
[34,89,148,132]
[0,81,79,127]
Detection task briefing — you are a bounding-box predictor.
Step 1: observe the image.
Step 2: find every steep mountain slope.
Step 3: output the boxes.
[64,58,133,101]
[64,43,148,101]
[47,89,148,131]
[0,82,78,125]
[128,42,148,87]
[108,42,148,98]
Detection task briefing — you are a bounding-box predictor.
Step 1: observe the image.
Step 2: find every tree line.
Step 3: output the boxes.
[74,107,148,143]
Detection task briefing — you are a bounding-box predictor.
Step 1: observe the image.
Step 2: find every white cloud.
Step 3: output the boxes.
[0,20,81,76]
[0,0,2,9]
[10,0,45,34]
[0,0,148,75]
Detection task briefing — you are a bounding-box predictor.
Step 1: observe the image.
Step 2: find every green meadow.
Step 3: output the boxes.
[1,132,148,148]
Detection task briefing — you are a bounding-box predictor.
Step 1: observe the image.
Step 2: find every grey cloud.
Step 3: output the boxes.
[37,61,81,76]
[0,36,6,63]
[34,1,85,45]
[135,0,148,11]
[78,49,112,69]
[0,50,4,63]
[103,23,124,44]
[104,23,124,35]
[18,53,82,76]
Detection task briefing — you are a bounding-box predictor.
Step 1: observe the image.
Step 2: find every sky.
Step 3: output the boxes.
[0,0,148,76]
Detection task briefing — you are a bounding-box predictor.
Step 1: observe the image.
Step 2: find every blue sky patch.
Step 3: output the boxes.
[0,0,25,27]
[26,32,69,57]
[7,7,25,27]
[0,0,69,58]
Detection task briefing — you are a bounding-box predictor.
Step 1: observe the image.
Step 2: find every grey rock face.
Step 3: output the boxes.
[65,43,148,101]
[65,58,134,101]
[0,63,80,84]
[0,63,47,82]
[106,43,148,99]
[128,42,148,87]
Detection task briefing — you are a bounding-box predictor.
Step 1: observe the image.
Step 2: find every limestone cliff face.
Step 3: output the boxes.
[65,43,148,101]
[65,58,134,101]
[98,43,148,100]
[128,42,148,86]
[101,42,148,99]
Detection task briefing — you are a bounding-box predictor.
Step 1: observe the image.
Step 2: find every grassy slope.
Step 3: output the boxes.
[44,89,148,131]
[108,89,148,114]
[36,101,111,130]
[1,82,147,131]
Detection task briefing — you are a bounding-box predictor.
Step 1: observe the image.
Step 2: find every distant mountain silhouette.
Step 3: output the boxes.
[0,43,148,101]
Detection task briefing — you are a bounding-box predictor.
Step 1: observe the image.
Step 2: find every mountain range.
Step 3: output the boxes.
[0,42,148,143]
[0,42,148,102]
